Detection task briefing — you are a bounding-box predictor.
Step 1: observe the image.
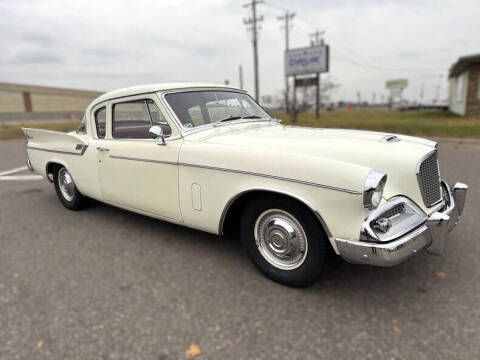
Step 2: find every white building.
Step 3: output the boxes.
[448,54,480,117]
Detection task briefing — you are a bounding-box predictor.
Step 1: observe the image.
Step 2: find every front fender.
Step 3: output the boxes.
[178,164,367,254]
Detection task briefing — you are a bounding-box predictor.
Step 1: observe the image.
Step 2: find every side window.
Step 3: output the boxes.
[76,112,86,134]
[146,99,171,136]
[95,107,106,139]
[113,101,152,139]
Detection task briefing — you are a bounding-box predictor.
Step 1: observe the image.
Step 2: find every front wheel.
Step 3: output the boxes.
[240,196,327,287]
[53,166,87,210]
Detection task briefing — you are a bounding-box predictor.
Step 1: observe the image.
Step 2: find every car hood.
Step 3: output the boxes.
[182,122,439,212]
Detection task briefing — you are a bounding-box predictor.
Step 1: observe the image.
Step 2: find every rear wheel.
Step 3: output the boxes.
[53,166,87,210]
[240,196,327,287]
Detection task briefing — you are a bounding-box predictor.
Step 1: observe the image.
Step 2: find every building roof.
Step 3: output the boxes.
[0,82,103,97]
[449,54,480,78]
[90,82,245,108]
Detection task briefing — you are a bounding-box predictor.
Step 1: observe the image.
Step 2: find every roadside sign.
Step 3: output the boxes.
[386,79,408,89]
[285,45,329,76]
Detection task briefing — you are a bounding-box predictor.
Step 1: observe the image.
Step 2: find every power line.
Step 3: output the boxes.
[267,1,446,73]
[263,1,288,12]
[259,0,448,103]
[333,54,445,74]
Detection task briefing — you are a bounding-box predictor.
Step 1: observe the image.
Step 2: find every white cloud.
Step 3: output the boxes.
[0,0,478,102]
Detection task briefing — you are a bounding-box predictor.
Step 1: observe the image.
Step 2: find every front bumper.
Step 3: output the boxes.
[335,181,468,267]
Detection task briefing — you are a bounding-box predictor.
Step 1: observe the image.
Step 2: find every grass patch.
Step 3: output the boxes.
[272,110,480,138]
[0,121,78,140]
[2,110,479,140]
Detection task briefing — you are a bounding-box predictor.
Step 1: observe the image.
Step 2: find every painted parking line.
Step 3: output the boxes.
[0,175,43,181]
[0,166,43,181]
[0,166,28,176]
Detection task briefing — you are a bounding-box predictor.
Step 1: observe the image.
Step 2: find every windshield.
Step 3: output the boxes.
[164,90,270,129]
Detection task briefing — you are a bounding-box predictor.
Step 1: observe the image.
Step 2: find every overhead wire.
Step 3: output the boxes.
[263,0,447,75]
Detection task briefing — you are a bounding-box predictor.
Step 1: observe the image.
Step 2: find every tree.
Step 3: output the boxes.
[276,76,340,121]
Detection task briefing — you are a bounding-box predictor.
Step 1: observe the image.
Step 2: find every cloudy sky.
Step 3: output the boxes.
[0,0,479,103]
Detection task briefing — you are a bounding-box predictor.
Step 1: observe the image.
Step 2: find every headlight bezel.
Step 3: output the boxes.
[363,169,387,210]
[360,196,428,242]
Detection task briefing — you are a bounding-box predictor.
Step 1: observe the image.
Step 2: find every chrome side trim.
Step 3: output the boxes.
[102,135,183,142]
[180,163,361,194]
[27,145,89,156]
[109,155,177,166]
[108,156,361,194]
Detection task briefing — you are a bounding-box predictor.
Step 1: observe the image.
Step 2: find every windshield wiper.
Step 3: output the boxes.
[241,115,262,119]
[213,116,242,127]
[213,115,269,127]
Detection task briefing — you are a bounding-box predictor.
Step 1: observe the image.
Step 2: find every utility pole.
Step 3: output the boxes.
[238,65,244,89]
[309,29,325,118]
[309,29,325,46]
[278,10,295,113]
[243,0,263,101]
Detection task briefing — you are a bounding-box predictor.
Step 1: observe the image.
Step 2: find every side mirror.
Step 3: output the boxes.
[149,125,166,146]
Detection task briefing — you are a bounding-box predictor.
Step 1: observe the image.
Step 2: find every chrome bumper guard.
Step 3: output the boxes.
[335,181,468,267]
[26,150,34,172]
[26,157,34,172]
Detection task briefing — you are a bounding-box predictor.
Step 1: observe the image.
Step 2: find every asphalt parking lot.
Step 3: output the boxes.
[1,138,479,360]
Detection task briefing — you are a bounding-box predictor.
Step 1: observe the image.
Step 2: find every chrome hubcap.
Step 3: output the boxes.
[254,209,308,270]
[58,168,75,202]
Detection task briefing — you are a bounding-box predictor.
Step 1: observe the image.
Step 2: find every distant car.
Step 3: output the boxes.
[23,83,468,287]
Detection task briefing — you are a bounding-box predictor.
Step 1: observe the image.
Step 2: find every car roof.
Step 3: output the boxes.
[89,82,246,109]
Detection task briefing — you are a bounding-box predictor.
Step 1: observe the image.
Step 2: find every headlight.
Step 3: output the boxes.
[360,197,427,242]
[363,169,387,210]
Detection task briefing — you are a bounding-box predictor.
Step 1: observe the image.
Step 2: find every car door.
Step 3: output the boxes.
[96,95,183,221]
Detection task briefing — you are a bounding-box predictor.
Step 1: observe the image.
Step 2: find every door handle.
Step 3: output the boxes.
[96,146,110,152]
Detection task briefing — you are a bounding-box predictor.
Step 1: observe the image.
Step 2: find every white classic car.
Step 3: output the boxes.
[23,83,468,287]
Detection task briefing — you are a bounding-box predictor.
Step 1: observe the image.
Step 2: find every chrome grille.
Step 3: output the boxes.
[379,203,405,219]
[417,151,441,207]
